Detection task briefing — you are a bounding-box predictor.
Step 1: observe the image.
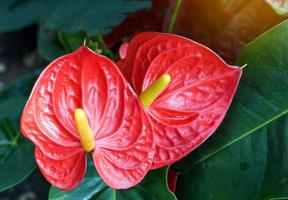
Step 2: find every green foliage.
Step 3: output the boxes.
[37,27,67,62]
[0,72,38,101]
[49,158,176,200]
[173,20,288,199]
[38,27,115,61]
[0,0,45,32]
[0,0,147,93]
[0,0,152,35]
[175,115,288,200]
[42,0,151,36]
[0,72,38,192]
[1,0,151,61]
[0,98,36,192]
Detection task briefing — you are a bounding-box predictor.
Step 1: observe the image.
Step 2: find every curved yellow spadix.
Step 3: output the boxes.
[139,74,171,109]
[74,109,95,152]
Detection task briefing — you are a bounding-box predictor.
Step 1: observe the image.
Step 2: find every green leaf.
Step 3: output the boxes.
[173,20,288,199]
[37,27,67,61]
[38,27,116,61]
[49,158,176,200]
[0,98,36,192]
[42,0,151,36]
[0,0,45,32]
[175,114,288,200]
[0,73,38,191]
[37,26,85,61]
[0,0,152,35]
[0,71,38,101]
[57,31,86,52]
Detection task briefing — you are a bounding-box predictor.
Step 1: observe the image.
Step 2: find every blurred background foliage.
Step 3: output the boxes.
[0,0,288,199]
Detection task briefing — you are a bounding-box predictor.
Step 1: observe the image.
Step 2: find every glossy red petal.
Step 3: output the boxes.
[149,59,241,169]
[35,148,86,190]
[21,51,83,146]
[130,34,194,94]
[21,99,82,160]
[118,32,242,169]
[21,48,91,190]
[142,45,219,89]
[76,47,154,189]
[150,62,241,168]
[92,112,154,189]
[52,51,83,137]
[22,45,155,189]
[81,49,124,138]
[117,32,158,84]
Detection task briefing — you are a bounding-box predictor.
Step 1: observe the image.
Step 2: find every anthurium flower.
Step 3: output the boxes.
[20,46,154,190]
[118,32,242,169]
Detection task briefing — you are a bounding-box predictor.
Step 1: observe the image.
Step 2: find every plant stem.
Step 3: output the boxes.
[167,0,182,33]
[11,133,21,147]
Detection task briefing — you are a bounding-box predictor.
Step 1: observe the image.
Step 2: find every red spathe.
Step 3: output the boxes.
[118,32,242,169]
[21,46,154,190]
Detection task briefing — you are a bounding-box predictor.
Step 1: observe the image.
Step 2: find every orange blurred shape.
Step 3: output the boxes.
[168,0,287,63]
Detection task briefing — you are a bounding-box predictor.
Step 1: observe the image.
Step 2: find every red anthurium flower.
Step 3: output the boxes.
[20,46,154,190]
[118,32,242,169]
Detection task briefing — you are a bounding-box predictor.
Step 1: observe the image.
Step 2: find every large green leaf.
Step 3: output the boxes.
[0,98,36,192]
[0,0,45,32]
[0,73,39,191]
[0,0,152,35]
[42,0,151,36]
[37,27,67,61]
[37,27,115,61]
[49,158,176,200]
[173,20,288,199]
[175,114,288,200]
[0,72,38,102]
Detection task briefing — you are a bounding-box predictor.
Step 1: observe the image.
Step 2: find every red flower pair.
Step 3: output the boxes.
[20,32,242,190]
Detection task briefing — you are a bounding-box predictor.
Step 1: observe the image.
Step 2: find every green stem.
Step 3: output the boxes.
[11,133,21,147]
[167,0,182,33]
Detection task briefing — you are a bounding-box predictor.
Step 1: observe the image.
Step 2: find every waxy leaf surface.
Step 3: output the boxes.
[118,32,242,168]
[0,72,40,192]
[0,98,36,192]
[0,0,152,35]
[21,46,154,190]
